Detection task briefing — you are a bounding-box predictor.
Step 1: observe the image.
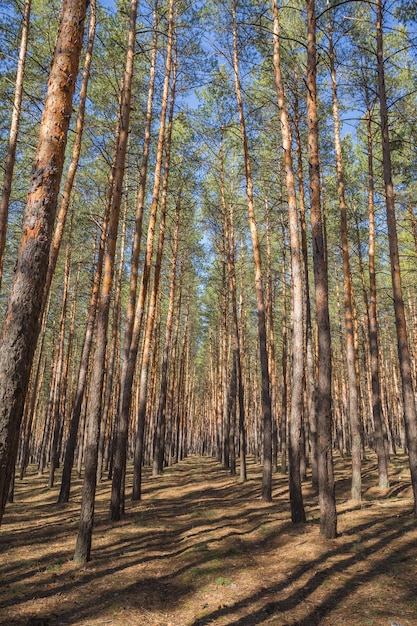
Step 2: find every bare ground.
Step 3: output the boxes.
[0,453,416,626]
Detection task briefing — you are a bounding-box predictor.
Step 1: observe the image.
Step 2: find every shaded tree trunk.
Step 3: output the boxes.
[328,23,361,501]
[305,0,337,538]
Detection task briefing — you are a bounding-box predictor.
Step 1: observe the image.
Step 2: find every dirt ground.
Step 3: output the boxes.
[1,453,416,626]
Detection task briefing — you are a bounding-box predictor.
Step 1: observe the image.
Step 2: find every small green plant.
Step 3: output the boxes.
[216,576,233,586]
[46,563,62,572]
[352,539,361,553]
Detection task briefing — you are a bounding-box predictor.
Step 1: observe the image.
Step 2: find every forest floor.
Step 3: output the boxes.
[1,453,416,626]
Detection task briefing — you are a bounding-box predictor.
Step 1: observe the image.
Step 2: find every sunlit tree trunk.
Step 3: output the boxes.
[363,89,389,489]
[42,0,97,312]
[0,0,31,290]
[48,236,72,488]
[272,0,305,522]
[376,0,417,514]
[293,85,317,490]
[0,0,88,524]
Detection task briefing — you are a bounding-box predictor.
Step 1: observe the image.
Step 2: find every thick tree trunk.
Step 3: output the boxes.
[232,0,272,501]
[42,0,97,312]
[0,0,31,290]
[0,0,87,524]
[272,0,305,522]
[376,0,417,514]
[306,0,337,538]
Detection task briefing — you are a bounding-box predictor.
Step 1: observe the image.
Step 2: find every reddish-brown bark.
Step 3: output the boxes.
[0,0,88,524]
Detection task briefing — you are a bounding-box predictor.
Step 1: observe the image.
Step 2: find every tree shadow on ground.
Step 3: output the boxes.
[1,453,416,625]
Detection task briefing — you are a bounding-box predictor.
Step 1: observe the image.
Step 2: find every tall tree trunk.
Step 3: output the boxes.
[0,0,31,290]
[0,0,88,524]
[265,200,278,474]
[280,219,288,475]
[293,84,317,491]
[376,0,417,514]
[305,0,337,538]
[152,196,180,476]
[110,0,174,519]
[73,0,138,563]
[272,0,305,522]
[49,236,72,488]
[328,22,361,501]
[361,90,390,488]
[131,46,177,502]
[220,136,247,482]
[232,0,272,501]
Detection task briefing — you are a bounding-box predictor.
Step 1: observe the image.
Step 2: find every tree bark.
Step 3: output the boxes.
[272,0,305,522]
[73,0,138,563]
[328,22,362,501]
[131,44,177,502]
[110,0,174,518]
[306,0,337,538]
[0,0,88,524]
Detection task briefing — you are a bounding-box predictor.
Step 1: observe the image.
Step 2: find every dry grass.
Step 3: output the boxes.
[0,453,416,625]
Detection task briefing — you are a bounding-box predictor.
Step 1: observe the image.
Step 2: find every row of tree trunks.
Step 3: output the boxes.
[110,0,175,521]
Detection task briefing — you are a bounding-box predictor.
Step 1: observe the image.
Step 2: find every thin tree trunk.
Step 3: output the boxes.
[110,0,174,519]
[293,80,317,490]
[232,0,272,501]
[0,0,88,524]
[272,0,305,522]
[0,0,31,290]
[306,0,337,538]
[280,214,288,475]
[58,203,110,503]
[73,0,138,563]
[376,0,417,514]
[131,45,177,502]
[152,197,180,476]
[49,237,72,488]
[265,200,278,475]
[329,23,361,501]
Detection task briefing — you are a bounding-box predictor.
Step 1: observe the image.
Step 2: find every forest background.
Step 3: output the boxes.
[1,0,417,602]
